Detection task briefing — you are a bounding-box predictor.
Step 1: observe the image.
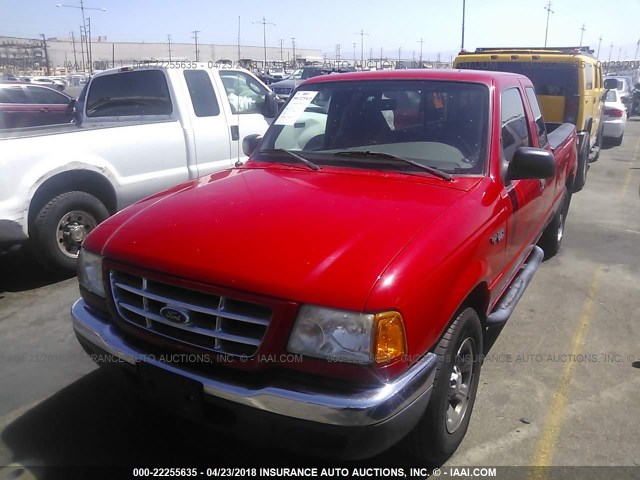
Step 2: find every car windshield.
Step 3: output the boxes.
[255,80,490,175]
[605,90,618,102]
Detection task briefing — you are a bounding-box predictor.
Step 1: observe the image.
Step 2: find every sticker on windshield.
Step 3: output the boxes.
[274,91,319,126]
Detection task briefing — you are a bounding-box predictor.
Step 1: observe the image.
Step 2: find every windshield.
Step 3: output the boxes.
[255,80,490,175]
[457,61,579,96]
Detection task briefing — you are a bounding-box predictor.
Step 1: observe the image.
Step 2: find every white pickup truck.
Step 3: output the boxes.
[0,64,279,271]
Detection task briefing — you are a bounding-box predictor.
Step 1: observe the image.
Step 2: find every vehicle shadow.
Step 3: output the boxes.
[0,369,438,478]
[0,245,74,294]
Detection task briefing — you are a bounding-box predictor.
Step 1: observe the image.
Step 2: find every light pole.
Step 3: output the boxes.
[544,1,554,48]
[579,23,586,47]
[461,0,466,51]
[635,39,640,60]
[418,38,424,66]
[291,38,296,69]
[607,43,613,74]
[354,29,369,68]
[56,1,105,73]
[253,17,275,71]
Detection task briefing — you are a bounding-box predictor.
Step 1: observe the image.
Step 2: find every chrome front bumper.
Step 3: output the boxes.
[71,298,437,428]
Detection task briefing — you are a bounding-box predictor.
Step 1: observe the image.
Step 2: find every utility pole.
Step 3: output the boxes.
[544,1,554,48]
[398,47,402,65]
[86,17,92,71]
[354,29,369,68]
[352,42,356,67]
[79,25,85,71]
[597,35,602,59]
[418,38,424,65]
[56,1,106,72]
[280,39,284,62]
[618,47,622,61]
[607,43,613,74]
[461,0,466,50]
[112,43,114,67]
[192,30,200,62]
[336,44,341,63]
[167,34,172,61]
[70,31,78,70]
[291,38,296,69]
[237,17,241,64]
[253,17,275,71]
[579,23,586,47]
[40,34,51,75]
[635,39,640,61]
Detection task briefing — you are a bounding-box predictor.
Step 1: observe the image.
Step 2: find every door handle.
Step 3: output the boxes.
[230,125,239,141]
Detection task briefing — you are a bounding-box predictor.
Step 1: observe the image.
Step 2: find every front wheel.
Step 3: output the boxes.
[31,191,109,272]
[405,308,483,464]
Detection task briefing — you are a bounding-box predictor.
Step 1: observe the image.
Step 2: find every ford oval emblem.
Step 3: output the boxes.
[160,306,191,325]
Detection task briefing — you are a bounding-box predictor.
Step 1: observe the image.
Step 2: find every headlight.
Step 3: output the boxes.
[77,249,105,297]
[287,305,406,365]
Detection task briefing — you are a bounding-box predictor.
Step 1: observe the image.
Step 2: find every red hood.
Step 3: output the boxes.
[92,166,478,310]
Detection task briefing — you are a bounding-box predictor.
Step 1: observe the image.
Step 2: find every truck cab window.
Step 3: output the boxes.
[219,71,267,114]
[501,88,531,163]
[86,70,173,117]
[525,87,548,148]
[184,70,220,117]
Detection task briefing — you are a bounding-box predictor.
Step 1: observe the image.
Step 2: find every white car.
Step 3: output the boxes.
[31,77,66,91]
[602,88,627,146]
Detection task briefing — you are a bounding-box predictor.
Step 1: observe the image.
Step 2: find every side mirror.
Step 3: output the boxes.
[604,78,620,90]
[507,147,556,181]
[242,134,262,157]
[262,91,279,119]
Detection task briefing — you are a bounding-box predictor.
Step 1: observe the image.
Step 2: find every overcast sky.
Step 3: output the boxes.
[2,0,640,61]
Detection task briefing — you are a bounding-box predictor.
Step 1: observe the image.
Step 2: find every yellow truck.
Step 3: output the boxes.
[454,47,604,192]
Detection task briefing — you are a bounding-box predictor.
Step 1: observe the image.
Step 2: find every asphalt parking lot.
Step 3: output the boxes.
[0,119,639,478]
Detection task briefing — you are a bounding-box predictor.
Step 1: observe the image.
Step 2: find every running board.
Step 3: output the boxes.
[486,246,544,327]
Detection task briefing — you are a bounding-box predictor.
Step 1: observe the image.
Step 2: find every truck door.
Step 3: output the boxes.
[501,87,547,259]
[182,69,233,177]
[217,70,272,162]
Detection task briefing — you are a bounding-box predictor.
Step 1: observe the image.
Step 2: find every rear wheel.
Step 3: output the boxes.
[539,187,569,259]
[31,191,109,272]
[405,308,483,464]
[573,133,590,192]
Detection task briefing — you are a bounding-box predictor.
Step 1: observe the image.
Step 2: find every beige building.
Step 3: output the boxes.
[1,35,323,75]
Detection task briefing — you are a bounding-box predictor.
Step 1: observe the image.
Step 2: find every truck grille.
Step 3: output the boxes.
[109,270,272,357]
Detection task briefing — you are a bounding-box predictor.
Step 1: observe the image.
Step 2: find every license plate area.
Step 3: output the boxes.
[138,362,204,421]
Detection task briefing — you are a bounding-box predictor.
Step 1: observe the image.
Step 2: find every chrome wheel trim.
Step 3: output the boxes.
[446,337,476,434]
[56,210,98,259]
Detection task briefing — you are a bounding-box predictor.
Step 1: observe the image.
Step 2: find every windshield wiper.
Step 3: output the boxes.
[333,150,453,181]
[259,149,320,171]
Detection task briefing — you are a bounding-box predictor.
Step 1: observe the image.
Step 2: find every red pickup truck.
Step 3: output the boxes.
[72,70,577,463]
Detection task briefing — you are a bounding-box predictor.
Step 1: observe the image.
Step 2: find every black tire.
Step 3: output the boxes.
[573,133,590,193]
[538,187,569,259]
[591,121,604,163]
[405,308,483,464]
[31,191,109,272]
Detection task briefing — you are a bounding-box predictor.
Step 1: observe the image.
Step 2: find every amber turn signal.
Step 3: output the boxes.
[374,311,407,364]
